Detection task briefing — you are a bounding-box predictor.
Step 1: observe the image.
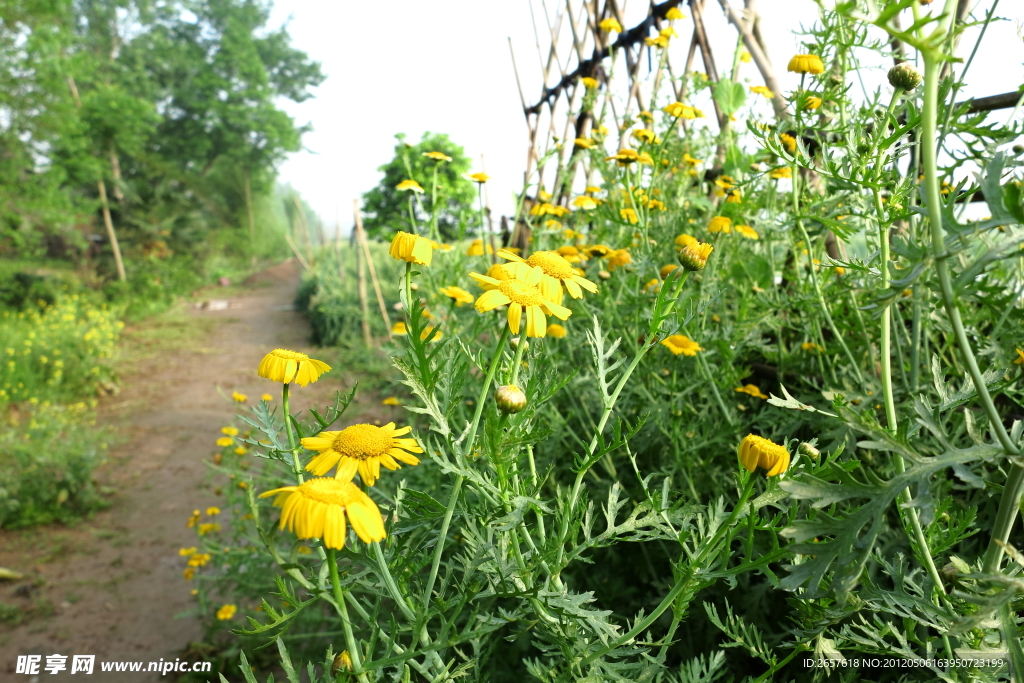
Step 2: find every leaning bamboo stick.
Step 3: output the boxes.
[353,200,393,342]
[353,224,371,347]
[716,0,789,120]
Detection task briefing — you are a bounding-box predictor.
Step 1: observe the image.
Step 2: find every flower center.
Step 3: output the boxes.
[271,349,309,361]
[332,424,393,460]
[527,251,576,279]
[299,478,360,506]
[498,280,546,306]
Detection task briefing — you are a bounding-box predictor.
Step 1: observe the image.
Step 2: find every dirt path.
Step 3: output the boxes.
[1,260,373,682]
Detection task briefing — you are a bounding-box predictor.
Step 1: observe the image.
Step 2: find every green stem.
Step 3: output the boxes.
[281,383,303,484]
[326,548,369,683]
[420,325,511,611]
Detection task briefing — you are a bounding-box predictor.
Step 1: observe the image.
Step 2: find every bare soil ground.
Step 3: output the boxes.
[1,260,385,682]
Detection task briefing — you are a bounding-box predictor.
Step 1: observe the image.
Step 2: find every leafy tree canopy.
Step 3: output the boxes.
[362,132,477,241]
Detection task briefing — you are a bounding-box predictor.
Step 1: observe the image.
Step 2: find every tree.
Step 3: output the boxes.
[361,132,477,241]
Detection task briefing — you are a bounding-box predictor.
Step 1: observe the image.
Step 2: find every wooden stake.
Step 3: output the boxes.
[353,200,393,341]
[353,222,371,347]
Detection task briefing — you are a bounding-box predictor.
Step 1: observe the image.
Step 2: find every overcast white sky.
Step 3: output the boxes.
[267,1,1024,235]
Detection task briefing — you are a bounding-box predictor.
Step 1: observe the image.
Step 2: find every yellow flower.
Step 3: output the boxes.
[643,278,661,293]
[464,172,490,183]
[467,238,493,256]
[178,547,197,556]
[497,249,598,303]
[382,396,400,406]
[234,446,247,455]
[581,77,599,89]
[632,128,658,144]
[1016,349,1024,365]
[802,342,824,352]
[660,27,678,38]
[585,244,612,258]
[187,509,200,528]
[620,208,639,225]
[389,231,433,266]
[740,49,751,63]
[302,422,422,486]
[260,477,386,549]
[662,102,703,119]
[198,523,220,535]
[546,323,566,338]
[231,391,247,403]
[708,216,733,234]
[682,153,701,166]
[188,553,211,567]
[735,384,768,400]
[574,137,594,149]
[556,245,581,263]
[258,349,332,387]
[392,321,408,335]
[802,95,822,110]
[607,248,632,271]
[420,326,443,342]
[736,225,759,240]
[675,234,698,249]
[183,567,195,581]
[725,189,742,204]
[599,17,622,32]
[678,241,713,271]
[665,7,685,20]
[780,133,797,153]
[750,85,774,99]
[261,393,273,401]
[645,34,669,48]
[221,426,238,436]
[738,434,790,476]
[573,196,598,210]
[787,54,825,74]
[216,436,234,447]
[769,166,792,179]
[423,151,452,162]
[661,335,702,356]
[470,266,572,337]
[216,604,237,620]
[396,179,424,193]
[439,285,474,306]
[638,110,653,122]
[206,506,221,516]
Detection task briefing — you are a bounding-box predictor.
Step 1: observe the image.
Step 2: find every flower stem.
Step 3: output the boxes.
[420,325,511,612]
[325,548,369,683]
[281,383,303,484]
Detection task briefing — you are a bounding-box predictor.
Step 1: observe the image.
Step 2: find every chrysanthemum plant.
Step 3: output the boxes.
[196,1,1024,680]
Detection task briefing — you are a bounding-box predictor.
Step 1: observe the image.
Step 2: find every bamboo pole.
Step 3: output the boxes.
[284,233,311,272]
[292,195,315,267]
[353,200,393,342]
[67,76,126,282]
[353,223,371,347]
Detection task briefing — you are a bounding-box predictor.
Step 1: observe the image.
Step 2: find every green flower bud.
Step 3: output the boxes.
[798,442,820,459]
[888,63,922,92]
[495,385,527,414]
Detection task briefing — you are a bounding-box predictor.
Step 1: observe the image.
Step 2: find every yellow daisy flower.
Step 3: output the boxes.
[221,426,238,436]
[598,17,622,32]
[497,249,598,304]
[1015,348,1024,365]
[769,167,792,179]
[382,396,400,406]
[708,216,733,233]
[389,231,433,266]
[574,137,595,149]
[662,102,703,119]
[546,323,566,338]
[581,77,599,89]
[584,244,612,258]
[423,151,452,162]
[802,95,822,110]
[787,54,824,74]
[573,195,598,210]
[231,391,247,403]
[660,335,702,356]
[750,85,774,99]
[464,172,490,183]
[216,437,233,447]
[467,238,493,256]
[470,266,572,337]
[396,179,424,193]
[302,422,422,486]
[660,264,679,279]
[439,285,474,306]
[739,434,790,476]
[678,241,713,271]
[675,233,698,248]
[556,245,581,263]
[736,225,759,240]
[260,477,386,549]
[258,349,332,387]
[607,248,632,271]
[261,393,273,401]
[735,384,768,400]
[666,7,685,20]
[781,133,797,153]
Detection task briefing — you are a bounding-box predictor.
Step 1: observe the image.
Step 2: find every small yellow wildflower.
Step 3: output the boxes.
[769,166,792,179]
[607,249,632,271]
[750,85,774,99]
[735,384,768,400]
[464,172,490,183]
[736,225,759,240]
[546,324,566,338]
[573,196,598,210]
[780,133,797,153]
[183,568,195,581]
[665,7,685,20]
[574,137,594,149]
[261,393,273,401]
[1016,349,1024,365]
[787,54,824,74]
[231,391,247,403]
[303,422,422,486]
[467,238,493,256]
[599,17,622,33]
[739,49,751,63]
[392,321,408,335]
[396,179,424,193]
[439,285,474,306]
[675,233,698,248]
[178,547,197,556]
[198,523,220,536]
[739,434,790,476]
[216,604,237,620]
[802,95,822,110]
[678,242,713,271]
[382,397,400,406]
[620,208,639,225]
[423,151,452,162]
[221,426,238,436]
[206,506,221,516]
[216,436,234,447]
[660,264,679,279]
[581,77,599,89]
[663,102,703,119]
[708,216,733,234]
[661,335,702,356]
[234,446,247,455]
[470,266,572,337]
[258,349,331,387]
[261,478,386,549]
[389,231,433,266]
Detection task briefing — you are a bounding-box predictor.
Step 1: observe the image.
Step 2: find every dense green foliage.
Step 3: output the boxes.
[362,133,479,240]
